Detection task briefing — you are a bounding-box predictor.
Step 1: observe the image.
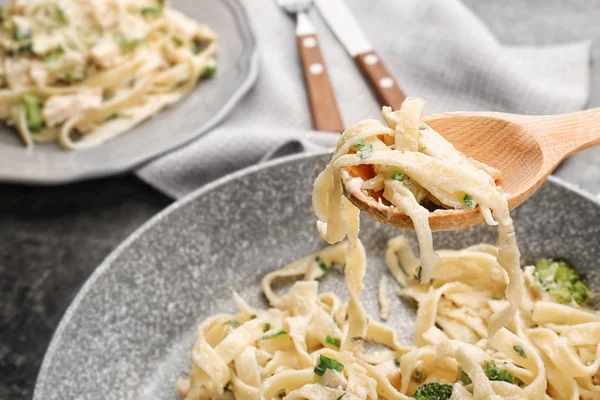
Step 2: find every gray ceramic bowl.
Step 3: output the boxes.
[34,153,600,400]
[0,0,258,184]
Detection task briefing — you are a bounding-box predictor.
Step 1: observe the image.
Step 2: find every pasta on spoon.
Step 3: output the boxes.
[313,97,523,336]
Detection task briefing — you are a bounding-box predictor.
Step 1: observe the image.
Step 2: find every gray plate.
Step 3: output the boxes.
[34,154,600,400]
[0,0,258,184]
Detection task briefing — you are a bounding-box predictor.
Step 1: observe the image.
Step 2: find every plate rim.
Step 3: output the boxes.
[0,0,259,185]
[32,150,600,397]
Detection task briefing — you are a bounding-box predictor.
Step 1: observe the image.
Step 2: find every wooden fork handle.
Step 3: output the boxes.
[354,51,406,111]
[297,33,344,132]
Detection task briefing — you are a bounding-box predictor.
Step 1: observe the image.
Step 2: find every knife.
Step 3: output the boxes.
[314,0,406,110]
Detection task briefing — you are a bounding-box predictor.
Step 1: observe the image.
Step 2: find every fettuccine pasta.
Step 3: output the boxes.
[0,0,216,149]
[176,238,599,399]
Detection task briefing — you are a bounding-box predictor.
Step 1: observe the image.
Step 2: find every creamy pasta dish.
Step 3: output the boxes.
[0,0,216,149]
[177,99,599,399]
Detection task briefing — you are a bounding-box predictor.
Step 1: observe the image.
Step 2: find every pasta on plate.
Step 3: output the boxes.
[0,0,216,150]
[178,98,599,399]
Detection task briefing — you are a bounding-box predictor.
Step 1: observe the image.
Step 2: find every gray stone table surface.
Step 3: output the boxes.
[1,1,599,399]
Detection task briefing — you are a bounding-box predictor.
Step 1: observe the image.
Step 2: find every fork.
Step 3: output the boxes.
[276,0,344,132]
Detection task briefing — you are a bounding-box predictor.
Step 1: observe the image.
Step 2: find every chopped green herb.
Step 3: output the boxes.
[513,346,526,358]
[264,323,271,332]
[223,320,240,329]
[45,5,69,26]
[353,140,373,159]
[250,314,257,320]
[65,38,79,50]
[336,393,346,400]
[413,382,453,400]
[457,367,472,385]
[463,194,474,208]
[106,113,119,121]
[316,256,328,274]
[64,71,85,83]
[22,95,44,132]
[413,368,427,384]
[420,146,427,153]
[391,171,405,182]
[419,125,427,130]
[314,354,344,376]
[325,335,341,348]
[172,37,184,47]
[201,60,217,79]
[44,48,64,62]
[141,7,163,17]
[416,266,423,283]
[261,330,287,340]
[120,37,144,52]
[394,356,402,367]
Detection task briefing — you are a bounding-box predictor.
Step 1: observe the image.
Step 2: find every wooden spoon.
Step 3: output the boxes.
[342,108,600,231]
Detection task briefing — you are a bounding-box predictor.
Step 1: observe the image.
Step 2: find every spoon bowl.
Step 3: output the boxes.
[342,108,600,231]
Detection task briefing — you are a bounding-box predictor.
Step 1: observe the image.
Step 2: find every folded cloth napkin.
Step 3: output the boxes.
[136,0,591,199]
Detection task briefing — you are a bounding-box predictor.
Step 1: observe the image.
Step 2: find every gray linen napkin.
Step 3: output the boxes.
[136,0,591,199]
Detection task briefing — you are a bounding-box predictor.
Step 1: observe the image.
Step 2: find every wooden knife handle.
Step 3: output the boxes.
[297,33,344,132]
[354,51,406,110]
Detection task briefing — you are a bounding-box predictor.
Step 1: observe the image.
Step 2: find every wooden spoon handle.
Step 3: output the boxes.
[523,108,600,165]
[354,51,406,110]
[297,32,344,132]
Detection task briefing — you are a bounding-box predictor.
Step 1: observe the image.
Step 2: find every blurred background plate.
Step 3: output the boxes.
[33,153,600,400]
[0,0,258,184]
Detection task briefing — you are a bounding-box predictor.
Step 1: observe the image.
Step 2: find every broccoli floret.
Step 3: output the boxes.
[533,259,594,305]
[482,361,524,387]
[482,361,513,383]
[413,382,453,400]
[22,95,44,132]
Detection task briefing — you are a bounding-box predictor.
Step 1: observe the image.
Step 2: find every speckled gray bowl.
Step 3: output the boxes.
[34,153,600,400]
[0,0,258,184]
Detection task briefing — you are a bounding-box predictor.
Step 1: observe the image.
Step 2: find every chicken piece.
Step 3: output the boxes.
[33,32,63,56]
[4,58,33,89]
[166,9,215,41]
[88,1,120,30]
[43,88,102,128]
[0,36,19,53]
[89,39,122,69]
[47,50,87,81]
[119,11,149,39]
[29,61,50,86]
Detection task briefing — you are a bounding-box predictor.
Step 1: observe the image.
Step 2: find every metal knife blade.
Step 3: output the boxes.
[314,0,372,57]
